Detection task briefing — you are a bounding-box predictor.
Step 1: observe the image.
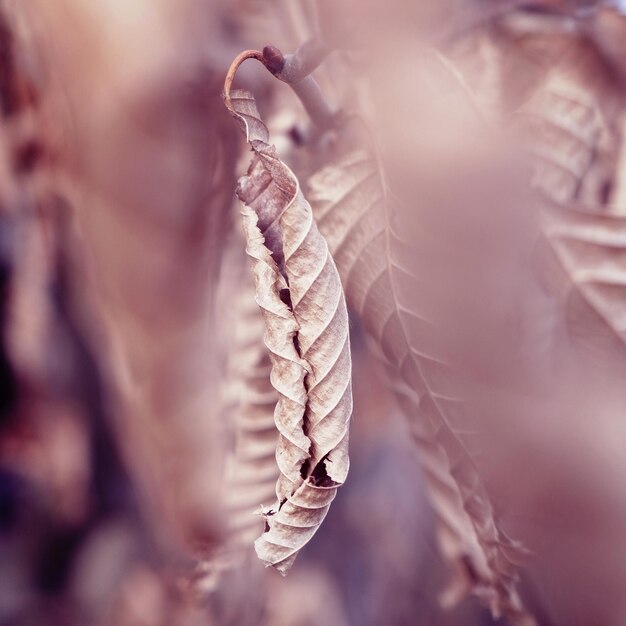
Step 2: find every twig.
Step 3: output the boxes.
[223,41,336,131]
[265,39,330,83]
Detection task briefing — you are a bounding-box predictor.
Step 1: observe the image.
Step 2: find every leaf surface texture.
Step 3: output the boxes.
[226,89,353,574]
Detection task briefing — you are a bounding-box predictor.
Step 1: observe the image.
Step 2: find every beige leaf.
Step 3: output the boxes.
[541,199,626,356]
[475,14,626,356]
[222,278,278,550]
[448,13,626,358]
[225,88,353,574]
[448,9,624,210]
[308,150,532,624]
[516,68,619,209]
[192,259,278,593]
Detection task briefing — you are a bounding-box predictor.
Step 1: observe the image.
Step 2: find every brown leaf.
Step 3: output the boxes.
[444,7,626,370]
[308,150,532,623]
[540,199,626,357]
[222,275,278,551]
[448,9,625,209]
[463,12,626,358]
[516,67,620,209]
[225,88,353,574]
[195,257,279,592]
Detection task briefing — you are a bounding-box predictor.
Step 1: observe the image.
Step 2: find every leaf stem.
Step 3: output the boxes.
[223,49,264,113]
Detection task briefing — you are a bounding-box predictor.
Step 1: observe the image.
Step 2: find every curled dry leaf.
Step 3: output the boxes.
[224,88,353,574]
[308,150,532,624]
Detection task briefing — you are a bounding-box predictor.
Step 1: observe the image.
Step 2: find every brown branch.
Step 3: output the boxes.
[266,38,330,83]
[223,41,337,131]
[261,43,335,129]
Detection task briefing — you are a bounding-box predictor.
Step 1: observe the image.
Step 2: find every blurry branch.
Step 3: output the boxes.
[223,39,337,130]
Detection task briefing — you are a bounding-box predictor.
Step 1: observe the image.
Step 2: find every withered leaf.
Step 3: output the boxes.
[225,89,353,574]
[541,199,626,356]
[308,150,532,624]
[448,11,624,209]
[445,8,626,364]
[516,68,620,210]
[222,281,278,548]
[483,23,626,356]
[193,263,278,592]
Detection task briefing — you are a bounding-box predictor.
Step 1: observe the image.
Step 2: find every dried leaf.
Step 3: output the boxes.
[448,9,625,209]
[541,199,626,356]
[193,256,278,593]
[392,377,491,608]
[225,88,353,574]
[517,67,620,209]
[484,17,626,356]
[308,150,532,623]
[222,276,278,550]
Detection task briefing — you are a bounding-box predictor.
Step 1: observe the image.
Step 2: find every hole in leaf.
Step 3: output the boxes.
[279,288,292,310]
[309,456,339,488]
